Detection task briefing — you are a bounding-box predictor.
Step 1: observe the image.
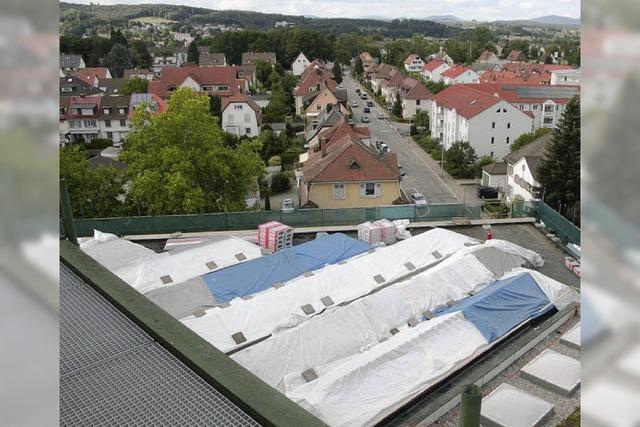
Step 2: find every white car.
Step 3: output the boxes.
[377,112,384,120]
[281,198,295,212]
[411,193,427,206]
[351,101,358,108]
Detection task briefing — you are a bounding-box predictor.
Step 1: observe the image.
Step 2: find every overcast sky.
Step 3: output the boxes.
[64,0,580,21]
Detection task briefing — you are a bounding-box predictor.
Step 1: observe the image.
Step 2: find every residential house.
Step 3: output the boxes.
[200,53,227,67]
[75,67,112,87]
[123,68,155,80]
[99,95,131,144]
[173,32,194,45]
[430,85,534,158]
[441,65,480,85]
[304,105,345,148]
[368,64,398,93]
[129,93,168,116]
[470,83,580,129]
[476,50,500,64]
[236,64,257,86]
[221,92,262,137]
[60,54,85,75]
[402,82,433,119]
[404,54,425,73]
[98,78,126,96]
[480,63,575,85]
[63,96,102,143]
[380,71,406,102]
[148,66,242,99]
[294,68,337,116]
[503,133,551,202]
[359,52,375,68]
[304,85,339,119]
[150,46,187,74]
[300,133,400,209]
[506,49,528,62]
[427,49,454,65]
[250,94,270,109]
[306,113,371,151]
[60,76,104,97]
[421,59,451,83]
[550,69,580,86]
[292,52,311,76]
[480,162,507,193]
[242,52,277,66]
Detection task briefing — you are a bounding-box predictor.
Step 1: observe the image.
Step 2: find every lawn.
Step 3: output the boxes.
[557,408,580,427]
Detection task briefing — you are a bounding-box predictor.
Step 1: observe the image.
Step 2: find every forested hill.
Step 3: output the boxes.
[59,2,460,38]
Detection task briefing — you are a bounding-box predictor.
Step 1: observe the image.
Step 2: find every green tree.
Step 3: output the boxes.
[187,40,199,64]
[208,94,222,121]
[121,77,149,95]
[129,40,152,68]
[510,128,551,153]
[444,141,477,178]
[121,88,265,215]
[415,109,429,129]
[353,55,364,77]
[255,60,273,87]
[392,92,403,117]
[60,146,126,218]
[104,43,130,78]
[332,62,343,84]
[536,96,580,219]
[263,85,292,122]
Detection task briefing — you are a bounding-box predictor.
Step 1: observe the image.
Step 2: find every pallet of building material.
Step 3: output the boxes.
[573,265,581,277]
[451,217,471,225]
[374,219,397,245]
[258,221,293,252]
[563,256,580,271]
[357,221,383,244]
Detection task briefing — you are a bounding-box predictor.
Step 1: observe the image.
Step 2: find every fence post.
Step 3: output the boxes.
[458,384,482,427]
[60,178,78,245]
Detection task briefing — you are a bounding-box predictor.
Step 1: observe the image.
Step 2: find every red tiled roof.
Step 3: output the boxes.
[149,66,239,98]
[317,117,370,148]
[303,135,399,183]
[404,81,433,100]
[75,67,110,83]
[432,85,501,119]
[404,54,420,65]
[66,95,102,119]
[423,59,446,72]
[469,83,580,105]
[221,92,261,115]
[506,50,526,62]
[441,65,471,79]
[294,69,337,96]
[477,50,498,62]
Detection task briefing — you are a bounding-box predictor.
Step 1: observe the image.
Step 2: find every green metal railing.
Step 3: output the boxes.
[69,203,483,237]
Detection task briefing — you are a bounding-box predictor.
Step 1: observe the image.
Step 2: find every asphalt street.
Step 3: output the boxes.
[341,74,459,204]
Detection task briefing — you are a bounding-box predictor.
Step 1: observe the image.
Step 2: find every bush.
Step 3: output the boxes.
[409,124,418,136]
[268,156,281,166]
[85,138,113,150]
[270,171,291,193]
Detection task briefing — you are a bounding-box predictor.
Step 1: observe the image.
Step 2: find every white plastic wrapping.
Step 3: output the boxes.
[80,230,263,294]
[287,312,489,427]
[231,239,541,390]
[182,228,479,352]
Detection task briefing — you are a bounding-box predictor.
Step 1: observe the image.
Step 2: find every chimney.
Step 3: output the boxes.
[378,150,385,162]
[321,137,328,157]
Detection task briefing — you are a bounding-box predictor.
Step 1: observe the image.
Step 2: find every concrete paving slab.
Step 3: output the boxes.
[560,322,581,349]
[480,383,554,427]
[520,349,580,396]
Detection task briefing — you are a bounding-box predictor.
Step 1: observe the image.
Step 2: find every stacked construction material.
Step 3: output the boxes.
[563,256,581,277]
[357,220,397,245]
[374,219,397,245]
[258,221,293,252]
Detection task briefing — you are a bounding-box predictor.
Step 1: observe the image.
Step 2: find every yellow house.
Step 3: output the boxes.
[301,135,401,209]
[305,85,338,119]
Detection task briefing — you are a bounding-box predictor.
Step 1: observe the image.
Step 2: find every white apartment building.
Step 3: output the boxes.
[221,93,261,137]
[403,54,425,73]
[430,85,533,159]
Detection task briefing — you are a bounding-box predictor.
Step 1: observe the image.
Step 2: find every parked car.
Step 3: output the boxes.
[411,193,428,206]
[281,198,295,213]
[361,93,368,99]
[362,116,370,123]
[364,107,371,113]
[351,101,358,108]
[347,118,355,125]
[355,88,361,94]
[387,105,393,112]
[378,142,389,152]
[398,165,406,177]
[367,101,374,107]
[377,112,384,119]
[477,186,499,199]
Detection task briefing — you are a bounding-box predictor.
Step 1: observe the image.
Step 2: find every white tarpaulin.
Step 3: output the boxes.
[285,270,578,427]
[182,228,480,352]
[231,239,543,390]
[80,230,263,294]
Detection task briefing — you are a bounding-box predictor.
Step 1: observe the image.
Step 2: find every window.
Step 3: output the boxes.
[502,108,507,113]
[106,132,113,139]
[533,105,538,110]
[365,183,376,196]
[103,108,111,114]
[349,160,361,170]
[416,99,421,106]
[507,122,511,129]
[61,86,73,93]
[506,137,510,144]
[83,120,96,128]
[544,105,553,112]
[120,119,126,127]
[317,104,321,110]
[245,128,251,135]
[234,104,243,110]
[333,184,346,200]
[491,137,495,144]
[491,122,495,129]
[490,151,494,157]
[104,120,111,128]
[118,108,126,114]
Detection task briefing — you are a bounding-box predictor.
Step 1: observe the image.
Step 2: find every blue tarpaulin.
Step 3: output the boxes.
[436,273,553,343]
[203,233,372,303]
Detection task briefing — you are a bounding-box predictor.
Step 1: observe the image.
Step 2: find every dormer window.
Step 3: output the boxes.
[118,108,126,114]
[103,108,111,114]
[349,160,361,170]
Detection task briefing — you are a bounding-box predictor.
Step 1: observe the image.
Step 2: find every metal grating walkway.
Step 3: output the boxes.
[60,263,261,427]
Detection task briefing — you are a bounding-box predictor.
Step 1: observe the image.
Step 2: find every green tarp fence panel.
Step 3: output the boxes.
[536,201,580,246]
[70,203,483,237]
